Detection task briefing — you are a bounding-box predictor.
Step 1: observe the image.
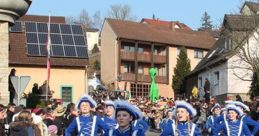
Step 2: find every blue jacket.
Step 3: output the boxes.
[215,114,259,135]
[106,126,145,136]
[160,119,174,136]
[205,115,220,133]
[132,119,149,133]
[103,116,117,129]
[213,119,251,136]
[65,115,109,136]
[160,121,201,136]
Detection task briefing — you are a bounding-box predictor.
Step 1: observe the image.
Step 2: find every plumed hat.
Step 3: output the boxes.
[175,100,197,117]
[114,100,142,120]
[76,95,97,109]
[104,100,115,109]
[225,104,243,116]
[211,103,221,112]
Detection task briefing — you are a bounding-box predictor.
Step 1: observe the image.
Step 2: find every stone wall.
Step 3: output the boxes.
[0,22,9,105]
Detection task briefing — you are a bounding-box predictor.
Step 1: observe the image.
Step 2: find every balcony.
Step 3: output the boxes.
[137,53,151,62]
[120,51,134,61]
[121,73,135,81]
[153,55,166,63]
[137,74,168,84]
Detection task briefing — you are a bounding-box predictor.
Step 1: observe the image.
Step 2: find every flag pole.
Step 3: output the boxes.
[46,11,51,101]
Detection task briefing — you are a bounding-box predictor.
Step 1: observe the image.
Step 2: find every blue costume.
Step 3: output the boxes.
[213,119,251,136]
[160,121,201,136]
[205,115,220,133]
[160,119,174,136]
[107,126,145,136]
[103,116,117,129]
[132,118,149,133]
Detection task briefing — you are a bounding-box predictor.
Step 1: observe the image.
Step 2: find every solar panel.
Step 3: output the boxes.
[37,23,48,33]
[10,21,22,32]
[26,21,87,58]
[38,33,47,44]
[62,35,74,45]
[64,45,76,56]
[71,25,83,35]
[26,33,38,43]
[76,46,88,58]
[60,24,72,34]
[27,44,40,55]
[25,22,37,32]
[74,35,85,45]
[52,45,64,56]
[51,34,62,44]
[50,24,60,33]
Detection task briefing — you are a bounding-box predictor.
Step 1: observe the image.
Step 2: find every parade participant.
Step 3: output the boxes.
[103,100,117,129]
[65,95,109,136]
[205,103,221,134]
[161,100,201,136]
[160,108,175,136]
[107,100,145,136]
[213,104,251,136]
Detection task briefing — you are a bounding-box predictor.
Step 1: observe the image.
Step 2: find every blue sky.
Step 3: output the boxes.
[27,0,246,30]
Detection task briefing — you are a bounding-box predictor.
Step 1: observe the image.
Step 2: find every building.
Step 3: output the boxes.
[9,15,88,105]
[101,18,215,98]
[86,28,99,54]
[186,2,259,101]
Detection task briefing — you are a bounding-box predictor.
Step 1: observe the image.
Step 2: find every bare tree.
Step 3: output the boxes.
[79,9,93,28]
[92,11,103,29]
[107,4,135,21]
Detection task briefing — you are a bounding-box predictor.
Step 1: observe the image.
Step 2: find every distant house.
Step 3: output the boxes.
[101,18,215,98]
[186,3,259,101]
[86,28,99,53]
[9,15,88,105]
[241,1,259,15]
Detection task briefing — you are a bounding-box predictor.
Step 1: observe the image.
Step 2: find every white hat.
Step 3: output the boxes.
[76,95,97,109]
[114,100,142,120]
[104,100,115,109]
[233,101,250,111]
[175,100,197,117]
[211,103,221,112]
[225,104,243,116]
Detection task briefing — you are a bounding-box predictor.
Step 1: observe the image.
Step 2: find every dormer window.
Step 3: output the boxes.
[224,38,232,50]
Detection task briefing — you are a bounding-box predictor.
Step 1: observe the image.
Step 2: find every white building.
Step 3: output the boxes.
[86,28,99,53]
[186,2,259,101]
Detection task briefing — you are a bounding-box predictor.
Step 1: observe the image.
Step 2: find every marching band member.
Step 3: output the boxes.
[213,104,251,136]
[103,100,117,129]
[160,107,175,136]
[205,103,221,134]
[65,95,109,136]
[160,100,201,136]
[107,100,145,136]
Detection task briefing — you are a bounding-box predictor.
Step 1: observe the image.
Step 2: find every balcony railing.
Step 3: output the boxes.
[137,53,151,62]
[153,55,166,63]
[121,73,135,81]
[137,74,168,84]
[120,51,134,61]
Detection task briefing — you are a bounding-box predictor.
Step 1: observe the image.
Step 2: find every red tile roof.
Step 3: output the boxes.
[107,19,215,50]
[141,18,192,30]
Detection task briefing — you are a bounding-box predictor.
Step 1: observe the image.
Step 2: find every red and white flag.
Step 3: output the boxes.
[46,13,51,82]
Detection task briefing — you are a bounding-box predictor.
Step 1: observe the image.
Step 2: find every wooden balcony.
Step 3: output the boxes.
[137,74,168,84]
[156,76,168,84]
[153,55,166,63]
[120,51,135,61]
[137,53,151,62]
[121,73,135,81]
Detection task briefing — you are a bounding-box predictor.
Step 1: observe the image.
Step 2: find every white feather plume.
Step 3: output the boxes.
[175,100,197,117]
[225,104,243,116]
[76,94,97,109]
[114,100,143,120]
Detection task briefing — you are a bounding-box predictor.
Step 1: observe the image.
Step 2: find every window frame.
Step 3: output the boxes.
[60,85,73,104]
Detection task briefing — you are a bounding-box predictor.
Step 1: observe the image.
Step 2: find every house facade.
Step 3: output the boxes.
[9,15,88,105]
[101,18,215,98]
[186,2,259,101]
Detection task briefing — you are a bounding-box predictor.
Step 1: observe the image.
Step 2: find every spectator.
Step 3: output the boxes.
[204,78,210,103]
[6,103,15,124]
[32,83,40,96]
[48,125,58,136]
[8,68,16,104]
[0,104,7,136]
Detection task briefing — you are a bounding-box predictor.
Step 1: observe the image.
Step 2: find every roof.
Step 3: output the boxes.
[242,1,259,14]
[19,15,66,24]
[141,18,192,30]
[86,28,99,32]
[106,18,215,50]
[9,15,88,68]
[189,15,258,76]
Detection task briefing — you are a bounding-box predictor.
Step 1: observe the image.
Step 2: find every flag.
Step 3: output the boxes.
[46,12,51,100]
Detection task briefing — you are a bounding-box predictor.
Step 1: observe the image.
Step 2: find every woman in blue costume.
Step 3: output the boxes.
[160,107,175,136]
[205,103,221,135]
[160,100,201,136]
[65,95,109,136]
[213,104,251,136]
[103,100,117,129]
[106,100,145,136]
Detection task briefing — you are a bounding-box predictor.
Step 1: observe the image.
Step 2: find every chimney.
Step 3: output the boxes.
[170,21,175,31]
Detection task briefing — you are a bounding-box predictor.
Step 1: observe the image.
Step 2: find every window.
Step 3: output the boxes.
[138,65,144,74]
[138,47,144,53]
[214,71,219,85]
[130,83,150,98]
[61,86,72,103]
[124,46,135,52]
[198,77,202,88]
[225,38,232,50]
[194,49,204,59]
[124,63,134,73]
[177,48,181,56]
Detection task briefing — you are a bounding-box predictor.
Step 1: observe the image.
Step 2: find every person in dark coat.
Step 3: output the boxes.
[203,78,210,103]
[32,83,40,96]
[6,103,16,124]
[0,105,7,136]
[8,68,16,104]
